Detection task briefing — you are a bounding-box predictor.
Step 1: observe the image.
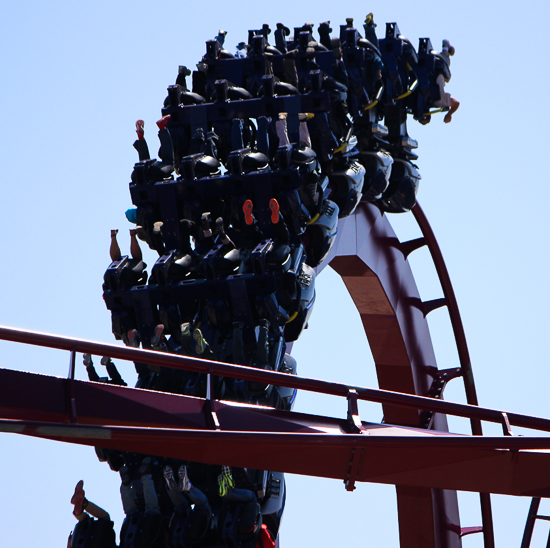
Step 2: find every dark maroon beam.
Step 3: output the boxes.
[0,367,354,434]
[8,366,543,444]
[2,366,550,440]
[326,202,461,548]
[0,335,548,434]
[3,418,550,498]
[412,202,495,548]
[412,203,480,413]
[328,202,451,427]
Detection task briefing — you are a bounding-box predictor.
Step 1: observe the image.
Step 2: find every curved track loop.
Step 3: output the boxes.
[412,203,495,548]
[327,201,491,548]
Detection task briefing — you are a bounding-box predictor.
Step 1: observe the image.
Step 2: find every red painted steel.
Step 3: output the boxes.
[411,204,480,412]
[412,202,495,548]
[3,364,549,442]
[327,202,460,548]
[0,339,548,434]
[3,355,550,501]
[3,417,550,496]
[521,498,542,548]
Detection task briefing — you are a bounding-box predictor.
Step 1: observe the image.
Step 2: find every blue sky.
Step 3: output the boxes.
[1,0,550,546]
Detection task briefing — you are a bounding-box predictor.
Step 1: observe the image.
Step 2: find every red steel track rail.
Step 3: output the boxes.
[2,329,550,494]
[0,325,549,434]
[2,329,550,505]
[412,203,495,548]
[412,203,481,413]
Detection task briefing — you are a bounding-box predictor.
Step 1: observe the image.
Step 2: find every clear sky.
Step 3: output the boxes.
[2,0,550,546]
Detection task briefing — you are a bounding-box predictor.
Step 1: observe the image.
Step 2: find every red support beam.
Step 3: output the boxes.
[328,203,462,548]
[3,418,550,498]
[0,338,548,433]
[412,202,495,548]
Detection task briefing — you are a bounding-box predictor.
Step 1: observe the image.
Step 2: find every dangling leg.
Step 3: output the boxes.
[100,356,126,386]
[129,228,143,261]
[205,131,219,159]
[110,229,121,262]
[299,113,312,148]
[179,465,210,511]
[216,217,235,249]
[83,500,110,521]
[71,480,87,521]
[256,117,270,155]
[157,115,174,166]
[139,458,161,515]
[231,119,245,151]
[119,466,139,516]
[83,354,100,382]
[71,480,110,521]
[151,222,165,256]
[232,322,246,364]
[179,322,194,355]
[444,97,460,124]
[151,324,165,348]
[275,113,290,146]
[218,466,255,502]
[192,328,211,356]
[201,212,213,239]
[126,328,141,348]
[133,120,151,161]
[254,319,270,367]
[163,465,189,511]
